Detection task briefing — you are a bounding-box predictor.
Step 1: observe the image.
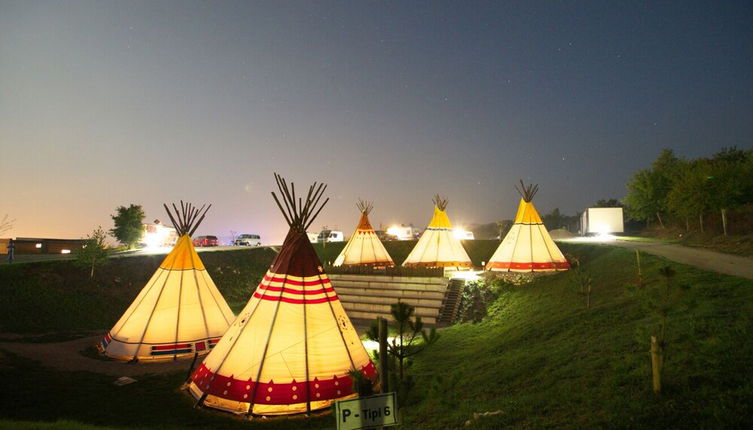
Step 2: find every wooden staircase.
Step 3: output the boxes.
[328,274,464,327]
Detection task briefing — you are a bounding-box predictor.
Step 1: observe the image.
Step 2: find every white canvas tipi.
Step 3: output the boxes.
[188,174,375,416]
[334,200,394,268]
[402,195,472,269]
[99,202,235,361]
[486,182,570,272]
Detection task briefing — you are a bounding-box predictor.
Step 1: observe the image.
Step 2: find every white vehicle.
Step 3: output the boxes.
[317,229,344,243]
[307,232,319,243]
[580,207,624,235]
[234,234,262,246]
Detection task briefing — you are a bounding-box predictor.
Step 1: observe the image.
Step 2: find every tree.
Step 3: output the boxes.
[367,302,439,399]
[110,204,145,248]
[707,147,752,235]
[624,169,666,227]
[624,149,682,228]
[75,226,110,278]
[667,160,712,232]
[594,198,623,208]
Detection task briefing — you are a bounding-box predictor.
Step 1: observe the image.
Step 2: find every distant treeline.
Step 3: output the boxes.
[624,147,753,235]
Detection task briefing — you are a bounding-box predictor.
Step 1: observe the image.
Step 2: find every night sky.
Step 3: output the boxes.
[2,1,752,243]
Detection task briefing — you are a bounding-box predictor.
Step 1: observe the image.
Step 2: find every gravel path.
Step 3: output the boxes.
[0,335,197,376]
[565,238,753,280]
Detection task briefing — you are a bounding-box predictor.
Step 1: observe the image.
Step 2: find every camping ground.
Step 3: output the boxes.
[1,240,752,428]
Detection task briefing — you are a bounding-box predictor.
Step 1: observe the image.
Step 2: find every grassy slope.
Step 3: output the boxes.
[1,241,752,428]
[403,243,753,429]
[0,247,278,333]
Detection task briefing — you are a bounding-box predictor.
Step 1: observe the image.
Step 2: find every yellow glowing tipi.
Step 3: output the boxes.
[486,182,570,272]
[402,195,472,269]
[334,199,394,268]
[188,174,375,416]
[99,202,235,361]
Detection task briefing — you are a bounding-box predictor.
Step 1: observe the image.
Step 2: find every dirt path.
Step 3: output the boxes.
[0,335,197,376]
[579,239,753,280]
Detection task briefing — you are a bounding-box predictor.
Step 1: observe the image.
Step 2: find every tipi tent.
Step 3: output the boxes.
[100,202,235,361]
[188,174,375,416]
[486,182,570,272]
[402,195,472,269]
[333,199,394,268]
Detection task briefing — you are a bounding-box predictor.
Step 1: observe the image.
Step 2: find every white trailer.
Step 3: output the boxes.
[580,207,624,235]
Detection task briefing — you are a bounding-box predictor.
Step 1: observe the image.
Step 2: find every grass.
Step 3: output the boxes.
[1,241,752,428]
[401,243,753,428]
[0,350,331,430]
[0,247,278,333]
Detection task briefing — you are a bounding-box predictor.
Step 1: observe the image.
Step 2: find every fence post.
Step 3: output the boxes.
[379,317,389,393]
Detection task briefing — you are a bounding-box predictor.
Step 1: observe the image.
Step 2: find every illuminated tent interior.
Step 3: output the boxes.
[100,202,235,361]
[486,181,570,272]
[402,195,472,269]
[188,174,375,416]
[333,199,394,268]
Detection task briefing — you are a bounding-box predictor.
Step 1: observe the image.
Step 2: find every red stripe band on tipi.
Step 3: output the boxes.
[191,362,377,405]
[256,284,335,296]
[252,292,339,304]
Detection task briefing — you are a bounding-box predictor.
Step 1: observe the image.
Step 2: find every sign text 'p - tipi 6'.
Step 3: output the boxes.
[188,174,376,416]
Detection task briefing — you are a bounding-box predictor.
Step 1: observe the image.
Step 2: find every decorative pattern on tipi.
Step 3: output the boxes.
[334,199,394,268]
[100,202,235,361]
[402,195,472,269]
[188,174,375,416]
[486,182,570,272]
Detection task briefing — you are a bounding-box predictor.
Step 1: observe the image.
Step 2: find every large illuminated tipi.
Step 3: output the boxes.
[100,202,235,361]
[188,174,375,416]
[486,182,570,272]
[333,199,394,268]
[402,195,472,269]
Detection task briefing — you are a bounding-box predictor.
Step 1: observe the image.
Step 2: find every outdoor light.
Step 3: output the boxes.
[61,249,71,254]
[35,243,42,249]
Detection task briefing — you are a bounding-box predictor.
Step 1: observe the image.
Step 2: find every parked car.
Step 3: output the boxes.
[234,234,262,246]
[193,235,219,247]
[317,229,344,243]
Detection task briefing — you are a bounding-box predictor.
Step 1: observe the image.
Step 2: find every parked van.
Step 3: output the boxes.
[316,229,344,243]
[234,234,262,246]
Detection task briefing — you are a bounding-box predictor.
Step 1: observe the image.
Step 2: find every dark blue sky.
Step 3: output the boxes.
[2,1,752,241]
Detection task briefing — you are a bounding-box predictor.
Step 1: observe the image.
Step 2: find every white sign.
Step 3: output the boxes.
[335,392,397,430]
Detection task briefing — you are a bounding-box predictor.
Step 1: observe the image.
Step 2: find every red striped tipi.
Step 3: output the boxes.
[188,174,375,416]
[486,182,570,272]
[334,199,394,268]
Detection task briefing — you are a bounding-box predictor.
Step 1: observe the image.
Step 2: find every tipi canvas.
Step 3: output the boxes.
[100,202,235,361]
[402,195,472,269]
[333,200,394,268]
[188,174,375,416]
[486,182,570,272]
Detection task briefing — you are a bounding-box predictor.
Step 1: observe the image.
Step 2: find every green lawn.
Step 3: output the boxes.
[1,242,752,428]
